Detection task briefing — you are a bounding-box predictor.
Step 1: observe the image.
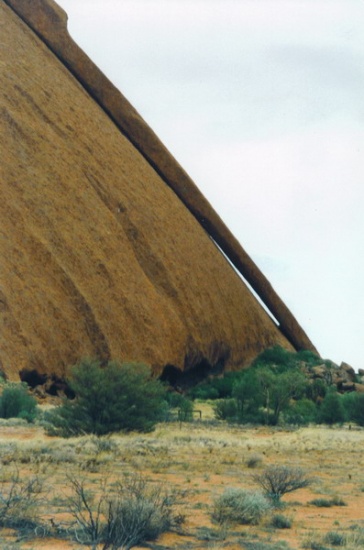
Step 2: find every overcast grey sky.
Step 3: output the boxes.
[58,0,364,370]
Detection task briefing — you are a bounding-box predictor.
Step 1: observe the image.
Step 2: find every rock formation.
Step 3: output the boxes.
[0,0,317,386]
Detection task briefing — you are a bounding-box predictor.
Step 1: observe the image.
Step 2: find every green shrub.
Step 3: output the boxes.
[233,370,262,422]
[284,398,317,426]
[0,383,37,422]
[189,371,245,400]
[213,398,238,421]
[252,346,295,371]
[177,398,194,421]
[310,498,334,508]
[309,496,347,508]
[46,359,167,436]
[330,495,347,506]
[211,488,271,526]
[318,391,345,425]
[306,379,327,402]
[271,514,292,529]
[189,384,219,400]
[341,392,358,422]
[164,392,193,421]
[343,392,364,426]
[324,531,346,546]
[295,350,322,366]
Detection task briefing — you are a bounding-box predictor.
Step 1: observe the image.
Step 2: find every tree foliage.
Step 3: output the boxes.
[46,359,167,436]
[317,391,345,425]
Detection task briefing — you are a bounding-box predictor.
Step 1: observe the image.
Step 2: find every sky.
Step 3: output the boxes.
[58,0,364,370]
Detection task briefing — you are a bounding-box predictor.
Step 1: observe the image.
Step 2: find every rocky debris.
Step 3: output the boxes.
[340,362,356,380]
[302,360,358,394]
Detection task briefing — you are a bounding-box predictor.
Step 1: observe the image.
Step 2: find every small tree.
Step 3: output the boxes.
[232,369,262,422]
[0,383,37,422]
[46,359,167,436]
[253,465,312,505]
[256,368,307,425]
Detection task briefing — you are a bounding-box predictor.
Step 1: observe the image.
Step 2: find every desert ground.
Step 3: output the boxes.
[1,403,364,549]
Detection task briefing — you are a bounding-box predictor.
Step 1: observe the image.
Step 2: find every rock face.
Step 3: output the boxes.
[0,0,317,384]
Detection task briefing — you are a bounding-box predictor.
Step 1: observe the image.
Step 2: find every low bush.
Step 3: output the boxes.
[213,398,238,421]
[317,391,345,425]
[253,465,312,505]
[189,371,245,400]
[0,383,37,422]
[310,497,346,508]
[310,498,334,508]
[0,470,44,534]
[284,399,317,426]
[211,488,271,526]
[66,474,180,549]
[342,392,364,426]
[246,454,263,469]
[177,398,194,422]
[271,514,292,529]
[324,531,346,546]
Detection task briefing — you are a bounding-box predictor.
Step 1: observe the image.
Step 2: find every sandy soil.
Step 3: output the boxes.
[1,413,364,549]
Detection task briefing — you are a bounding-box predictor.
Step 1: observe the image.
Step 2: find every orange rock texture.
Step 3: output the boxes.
[0,0,316,382]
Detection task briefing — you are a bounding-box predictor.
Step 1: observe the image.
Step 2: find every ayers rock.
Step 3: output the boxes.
[0,0,317,388]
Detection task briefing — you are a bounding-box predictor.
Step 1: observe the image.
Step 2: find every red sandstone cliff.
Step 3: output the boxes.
[0,0,316,384]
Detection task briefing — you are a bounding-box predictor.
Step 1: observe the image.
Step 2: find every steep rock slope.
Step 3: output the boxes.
[1,1,309,382]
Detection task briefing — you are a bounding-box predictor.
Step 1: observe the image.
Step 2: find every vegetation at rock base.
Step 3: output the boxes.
[187,346,363,428]
[45,359,167,436]
[317,390,346,425]
[0,382,37,423]
[3,345,363,437]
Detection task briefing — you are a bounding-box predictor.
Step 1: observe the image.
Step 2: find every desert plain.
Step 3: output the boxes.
[0,403,364,550]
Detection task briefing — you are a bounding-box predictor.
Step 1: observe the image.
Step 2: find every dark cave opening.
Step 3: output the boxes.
[159,350,229,391]
[19,369,75,398]
[19,369,47,387]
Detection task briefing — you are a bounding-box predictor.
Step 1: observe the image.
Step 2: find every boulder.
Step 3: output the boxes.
[339,362,356,382]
